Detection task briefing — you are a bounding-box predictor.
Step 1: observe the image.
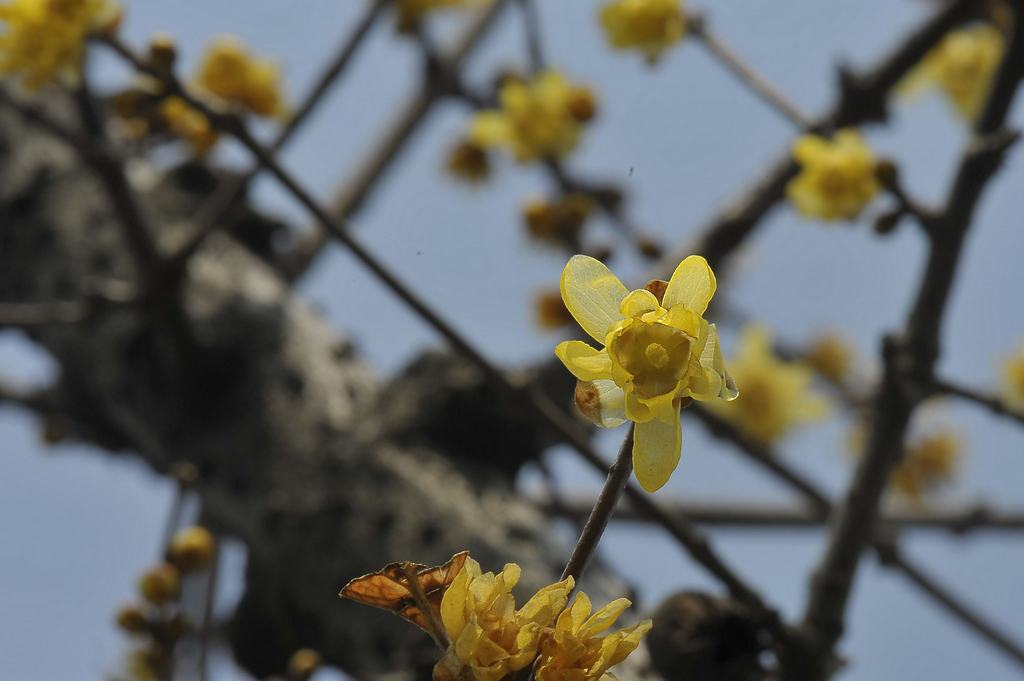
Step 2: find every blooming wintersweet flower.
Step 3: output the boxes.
[600,0,687,64]
[786,128,880,221]
[898,24,1005,122]
[0,0,119,90]
[535,591,652,681]
[554,254,737,492]
[194,35,287,119]
[434,557,573,681]
[891,431,961,503]
[704,325,828,446]
[469,71,595,163]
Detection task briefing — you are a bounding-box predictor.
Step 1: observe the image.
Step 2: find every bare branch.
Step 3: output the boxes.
[930,377,1024,427]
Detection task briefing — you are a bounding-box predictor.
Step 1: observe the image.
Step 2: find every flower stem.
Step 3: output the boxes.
[560,424,635,584]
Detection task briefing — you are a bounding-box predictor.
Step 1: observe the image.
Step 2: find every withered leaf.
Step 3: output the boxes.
[339,551,469,635]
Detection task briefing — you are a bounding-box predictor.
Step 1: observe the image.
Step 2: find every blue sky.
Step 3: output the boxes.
[2,1,1024,680]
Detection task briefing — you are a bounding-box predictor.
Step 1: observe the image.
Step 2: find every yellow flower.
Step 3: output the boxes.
[899,24,1005,121]
[535,591,652,681]
[1001,340,1024,412]
[194,35,287,119]
[469,71,595,163]
[435,558,573,681]
[555,255,737,492]
[395,0,472,32]
[600,0,687,63]
[786,129,880,221]
[0,0,118,90]
[891,431,961,502]
[158,96,219,155]
[705,325,828,446]
[806,332,854,385]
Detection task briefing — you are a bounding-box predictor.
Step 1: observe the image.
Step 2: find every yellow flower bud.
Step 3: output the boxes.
[116,604,148,634]
[168,526,216,572]
[138,563,180,605]
[447,141,490,182]
[806,333,854,385]
[287,649,323,681]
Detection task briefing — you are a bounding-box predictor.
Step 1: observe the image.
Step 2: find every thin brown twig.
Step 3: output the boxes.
[647,0,984,280]
[931,377,1024,427]
[283,0,514,280]
[795,5,1024,675]
[169,0,387,268]
[689,14,814,131]
[540,496,1024,534]
[561,423,634,584]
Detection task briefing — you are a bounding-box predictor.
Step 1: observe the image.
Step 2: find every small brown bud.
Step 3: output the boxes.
[559,193,592,230]
[637,236,664,260]
[116,605,148,634]
[147,32,178,72]
[138,563,180,605]
[170,461,199,486]
[874,159,898,189]
[168,526,216,572]
[523,199,559,240]
[566,87,597,122]
[535,290,574,330]
[644,279,668,304]
[587,245,613,262]
[288,649,323,681]
[41,414,75,444]
[447,141,489,182]
[874,210,902,235]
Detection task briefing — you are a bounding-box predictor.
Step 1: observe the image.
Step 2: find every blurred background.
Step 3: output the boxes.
[2,1,1023,680]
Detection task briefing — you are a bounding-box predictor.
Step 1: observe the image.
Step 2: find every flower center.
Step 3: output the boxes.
[610,322,692,398]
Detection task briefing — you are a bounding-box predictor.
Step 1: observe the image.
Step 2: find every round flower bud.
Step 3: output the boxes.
[288,649,323,681]
[168,526,216,572]
[535,290,574,330]
[116,605,148,634]
[447,141,489,182]
[874,158,899,190]
[148,32,178,72]
[566,87,597,122]
[139,563,180,605]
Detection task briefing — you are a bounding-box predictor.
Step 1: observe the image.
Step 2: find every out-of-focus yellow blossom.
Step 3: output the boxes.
[168,526,216,572]
[288,649,323,681]
[786,129,880,221]
[899,24,1005,121]
[555,255,738,492]
[194,35,287,119]
[138,562,180,606]
[0,0,119,90]
[470,71,595,163]
[158,96,219,155]
[434,557,573,681]
[395,0,471,33]
[806,332,854,385]
[1001,340,1024,412]
[891,431,961,502]
[535,591,651,681]
[600,0,687,64]
[705,326,828,446]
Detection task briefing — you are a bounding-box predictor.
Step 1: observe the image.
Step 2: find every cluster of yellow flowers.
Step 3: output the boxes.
[899,23,1005,122]
[111,34,287,155]
[704,326,828,446]
[890,431,961,503]
[1001,340,1024,413]
[470,71,597,163]
[555,255,737,492]
[600,0,688,63]
[0,0,120,90]
[434,557,650,681]
[786,129,881,221]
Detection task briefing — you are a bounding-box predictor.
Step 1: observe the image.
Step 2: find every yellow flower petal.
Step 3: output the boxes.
[575,379,628,428]
[633,415,681,492]
[517,577,574,626]
[560,255,629,342]
[580,598,631,638]
[619,289,662,319]
[662,255,716,314]
[556,341,615,382]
